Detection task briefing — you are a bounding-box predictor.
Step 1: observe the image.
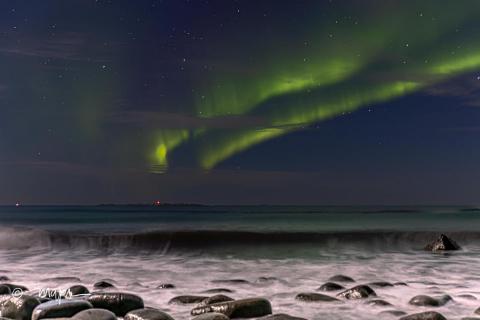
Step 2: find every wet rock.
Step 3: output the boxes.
[0,285,11,295]
[192,313,229,320]
[124,308,174,320]
[42,277,81,283]
[86,292,144,316]
[191,297,272,318]
[69,285,90,296]
[400,311,447,320]
[327,275,355,283]
[379,310,407,316]
[0,294,41,320]
[32,299,93,320]
[366,299,393,307]
[197,295,234,307]
[202,289,234,294]
[317,282,345,292]
[369,281,394,288]
[72,308,117,320]
[394,282,408,286]
[424,234,461,251]
[211,279,250,285]
[295,293,339,302]
[168,295,207,305]
[409,295,452,307]
[475,307,480,315]
[457,294,476,300]
[257,277,279,283]
[2,283,29,292]
[93,281,115,290]
[337,285,376,299]
[0,276,10,282]
[258,314,307,320]
[156,284,175,289]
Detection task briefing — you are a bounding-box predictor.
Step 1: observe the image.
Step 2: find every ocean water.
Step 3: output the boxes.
[1,205,480,320]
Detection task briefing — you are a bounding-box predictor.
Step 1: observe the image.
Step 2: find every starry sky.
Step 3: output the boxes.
[1,0,480,205]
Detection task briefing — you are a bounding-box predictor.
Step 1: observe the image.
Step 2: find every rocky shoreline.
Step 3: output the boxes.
[0,234,477,320]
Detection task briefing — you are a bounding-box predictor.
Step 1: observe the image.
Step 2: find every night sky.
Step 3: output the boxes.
[1,0,480,205]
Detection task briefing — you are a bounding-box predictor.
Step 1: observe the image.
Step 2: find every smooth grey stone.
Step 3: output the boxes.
[211,279,249,285]
[0,285,11,295]
[295,293,339,302]
[337,285,376,299]
[202,289,234,294]
[124,308,174,320]
[317,282,344,292]
[32,299,93,320]
[191,297,272,318]
[400,311,448,320]
[93,281,115,290]
[69,285,90,297]
[368,281,394,288]
[197,295,234,307]
[72,308,117,320]
[366,299,393,307]
[409,295,452,307]
[192,313,229,320]
[379,310,407,316]
[258,314,307,320]
[86,292,144,316]
[0,295,41,320]
[424,234,461,251]
[169,295,207,305]
[327,275,355,283]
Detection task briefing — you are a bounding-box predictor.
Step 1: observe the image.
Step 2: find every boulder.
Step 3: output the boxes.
[475,307,480,315]
[317,282,344,292]
[32,299,93,320]
[424,234,461,251]
[394,282,408,286]
[124,308,174,320]
[192,313,229,320]
[400,311,447,320]
[86,292,144,316]
[93,281,115,290]
[366,299,393,307]
[379,310,407,316]
[211,280,249,285]
[408,295,452,307]
[0,285,11,295]
[368,281,394,288]
[295,293,339,302]
[69,285,90,297]
[156,284,175,289]
[202,289,234,294]
[0,294,41,320]
[0,276,10,282]
[72,308,117,320]
[337,285,376,299]
[197,295,234,307]
[327,275,355,283]
[1,284,28,292]
[168,295,207,305]
[191,297,272,318]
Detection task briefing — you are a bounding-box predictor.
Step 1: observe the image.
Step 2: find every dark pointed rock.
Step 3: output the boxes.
[86,292,144,316]
[72,308,117,320]
[424,234,461,251]
[0,295,41,320]
[327,275,355,283]
[192,313,229,320]
[295,293,339,302]
[409,295,452,307]
[93,281,115,290]
[337,285,376,299]
[394,282,408,286]
[168,295,207,305]
[124,308,174,320]
[156,284,175,289]
[317,282,345,292]
[366,299,393,307]
[197,295,234,307]
[400,311,447,320]
[191,297,272,318]
[32,299,93,320]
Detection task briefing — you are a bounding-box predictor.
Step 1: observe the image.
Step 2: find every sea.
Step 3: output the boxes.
[1,205,480,320]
